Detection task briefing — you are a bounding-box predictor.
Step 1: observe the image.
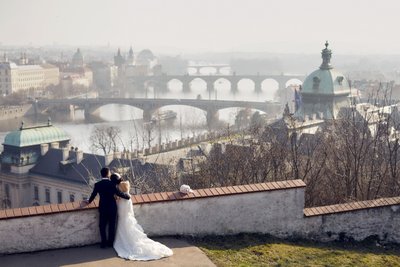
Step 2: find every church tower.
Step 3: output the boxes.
[127,46,134,65]
[296,41,351,120]
[114,48,126,68]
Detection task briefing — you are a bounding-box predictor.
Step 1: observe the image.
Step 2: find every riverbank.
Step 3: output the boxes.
[0,104,34,121]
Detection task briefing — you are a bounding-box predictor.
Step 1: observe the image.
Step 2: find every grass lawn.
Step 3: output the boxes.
[188,234,400,267]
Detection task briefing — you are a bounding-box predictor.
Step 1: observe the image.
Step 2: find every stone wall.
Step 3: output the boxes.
[303,200,400,243]
[0,209,99,254]
[134,188,305,237]
[0,180,399,254]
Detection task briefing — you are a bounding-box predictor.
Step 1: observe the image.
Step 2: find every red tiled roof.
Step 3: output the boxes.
[0,180,307,220]
[304,196,400,217]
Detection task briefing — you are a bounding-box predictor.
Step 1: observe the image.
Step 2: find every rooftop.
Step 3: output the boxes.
[3,122,70,147]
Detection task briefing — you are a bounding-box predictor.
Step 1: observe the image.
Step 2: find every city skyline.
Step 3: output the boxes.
[1,0,400,54]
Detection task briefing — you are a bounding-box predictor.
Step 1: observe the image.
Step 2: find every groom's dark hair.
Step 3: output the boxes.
[100,167,110,178]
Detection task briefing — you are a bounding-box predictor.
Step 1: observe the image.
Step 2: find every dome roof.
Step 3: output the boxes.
[301,42,350,96]
[302,68,350,95]
[72,48,83,62]
[137,49,154,61]
[3,124,70,147]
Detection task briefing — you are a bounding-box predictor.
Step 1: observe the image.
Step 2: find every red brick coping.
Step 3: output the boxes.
[304,196,400,217]
[0,180,305,220]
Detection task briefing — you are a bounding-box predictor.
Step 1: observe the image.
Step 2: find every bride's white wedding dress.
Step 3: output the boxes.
[113,189,173,261]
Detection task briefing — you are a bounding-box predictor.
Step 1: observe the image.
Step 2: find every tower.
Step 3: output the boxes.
[114,48,126,68]
[127,46,134,65]
[296,41,351,120]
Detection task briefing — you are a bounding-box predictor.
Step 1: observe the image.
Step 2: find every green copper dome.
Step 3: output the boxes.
[302,41,350,96]
[3,123,70,147]
[302,68,350,95]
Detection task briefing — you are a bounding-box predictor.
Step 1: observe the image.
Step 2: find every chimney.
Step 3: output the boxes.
[76,150,83,164]
[40,144,49,156]
[105,153,113,166]
[61,147,69,161]
[113,151,122,159]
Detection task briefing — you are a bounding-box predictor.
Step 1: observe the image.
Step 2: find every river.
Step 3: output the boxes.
[0,78,301,153]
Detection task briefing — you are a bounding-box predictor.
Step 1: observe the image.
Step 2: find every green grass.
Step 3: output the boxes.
[188,234,400,267]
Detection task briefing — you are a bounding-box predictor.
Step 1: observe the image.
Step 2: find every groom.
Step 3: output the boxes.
[83,167,130,248]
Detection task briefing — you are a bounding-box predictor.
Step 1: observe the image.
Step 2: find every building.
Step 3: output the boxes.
[271,42,353,137]
[0,122,165,210]
[71,48,84,68]
[60,48,93,90]
[295,41,351,121]
[272,42,400,143]
[60,69,93,90]
[112,47,163,92]
[87,61,118,91]
[126,46,134,65]
[0,62,60,95]
[114,48,126,68]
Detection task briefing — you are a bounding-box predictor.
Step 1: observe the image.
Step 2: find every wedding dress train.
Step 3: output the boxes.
[113,190,173,261]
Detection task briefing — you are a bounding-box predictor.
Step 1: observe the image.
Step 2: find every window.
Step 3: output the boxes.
[57,191,62,204]
[5,184,10,199]
[69,194,75,202]
[34,186,39,200]
[45,188,50,203]
[3,184,11,209]
[337,76,344,85]
[312,76,320,90]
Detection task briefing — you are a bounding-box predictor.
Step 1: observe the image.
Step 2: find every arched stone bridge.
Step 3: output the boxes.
[126,73,305,94]
[36,98,281,126]
[187,64,230,75]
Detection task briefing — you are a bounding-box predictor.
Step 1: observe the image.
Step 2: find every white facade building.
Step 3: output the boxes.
[0,62,60,95]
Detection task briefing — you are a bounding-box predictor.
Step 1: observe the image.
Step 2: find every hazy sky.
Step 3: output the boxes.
[1,0,399,54]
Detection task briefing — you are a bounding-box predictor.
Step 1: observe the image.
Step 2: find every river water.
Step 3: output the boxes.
[0,76,301,153]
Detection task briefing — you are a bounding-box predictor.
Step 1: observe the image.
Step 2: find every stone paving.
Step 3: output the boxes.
[0,237,216,267]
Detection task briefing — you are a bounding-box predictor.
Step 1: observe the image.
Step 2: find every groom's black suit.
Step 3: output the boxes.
[88,178,130,247]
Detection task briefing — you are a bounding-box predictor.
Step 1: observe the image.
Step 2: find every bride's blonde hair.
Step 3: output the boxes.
[119,181,130,193]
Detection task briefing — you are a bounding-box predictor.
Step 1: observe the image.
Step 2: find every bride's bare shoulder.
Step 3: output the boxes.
[119,180,130,192]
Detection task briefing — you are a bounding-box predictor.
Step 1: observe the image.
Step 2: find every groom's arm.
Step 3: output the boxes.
[80,184,98,208]
[87,184,99,203]
[114,187,130,200]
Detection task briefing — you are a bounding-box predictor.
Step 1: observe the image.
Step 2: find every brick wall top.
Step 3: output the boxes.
[0,179,305,220]
[304,196,400,217]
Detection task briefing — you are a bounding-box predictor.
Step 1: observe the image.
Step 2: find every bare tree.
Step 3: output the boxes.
[89,125,122,155]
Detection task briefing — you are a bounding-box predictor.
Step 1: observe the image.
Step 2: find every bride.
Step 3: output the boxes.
[113,180,173,261]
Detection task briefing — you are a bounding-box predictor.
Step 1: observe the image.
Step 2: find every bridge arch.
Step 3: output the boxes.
[218,66,231,75]
[214,78,231,97]
[237,78,255,93]
[86,103,145,121]
[167,78,183,93]
[199,67,218,75]
[285,78,303,88]
[261,78,280,100]
[261,78,279,92]
[217,107,266,126]
[187,67,199,75]
[157,104,207,121]
[189,77,207,93]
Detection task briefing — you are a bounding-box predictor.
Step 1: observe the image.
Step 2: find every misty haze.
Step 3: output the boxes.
[1,1,400,266]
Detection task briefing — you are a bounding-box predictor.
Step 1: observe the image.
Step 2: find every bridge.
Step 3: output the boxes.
[35,98,281,126]
[187,64,231,75]
[125,73,305,94]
